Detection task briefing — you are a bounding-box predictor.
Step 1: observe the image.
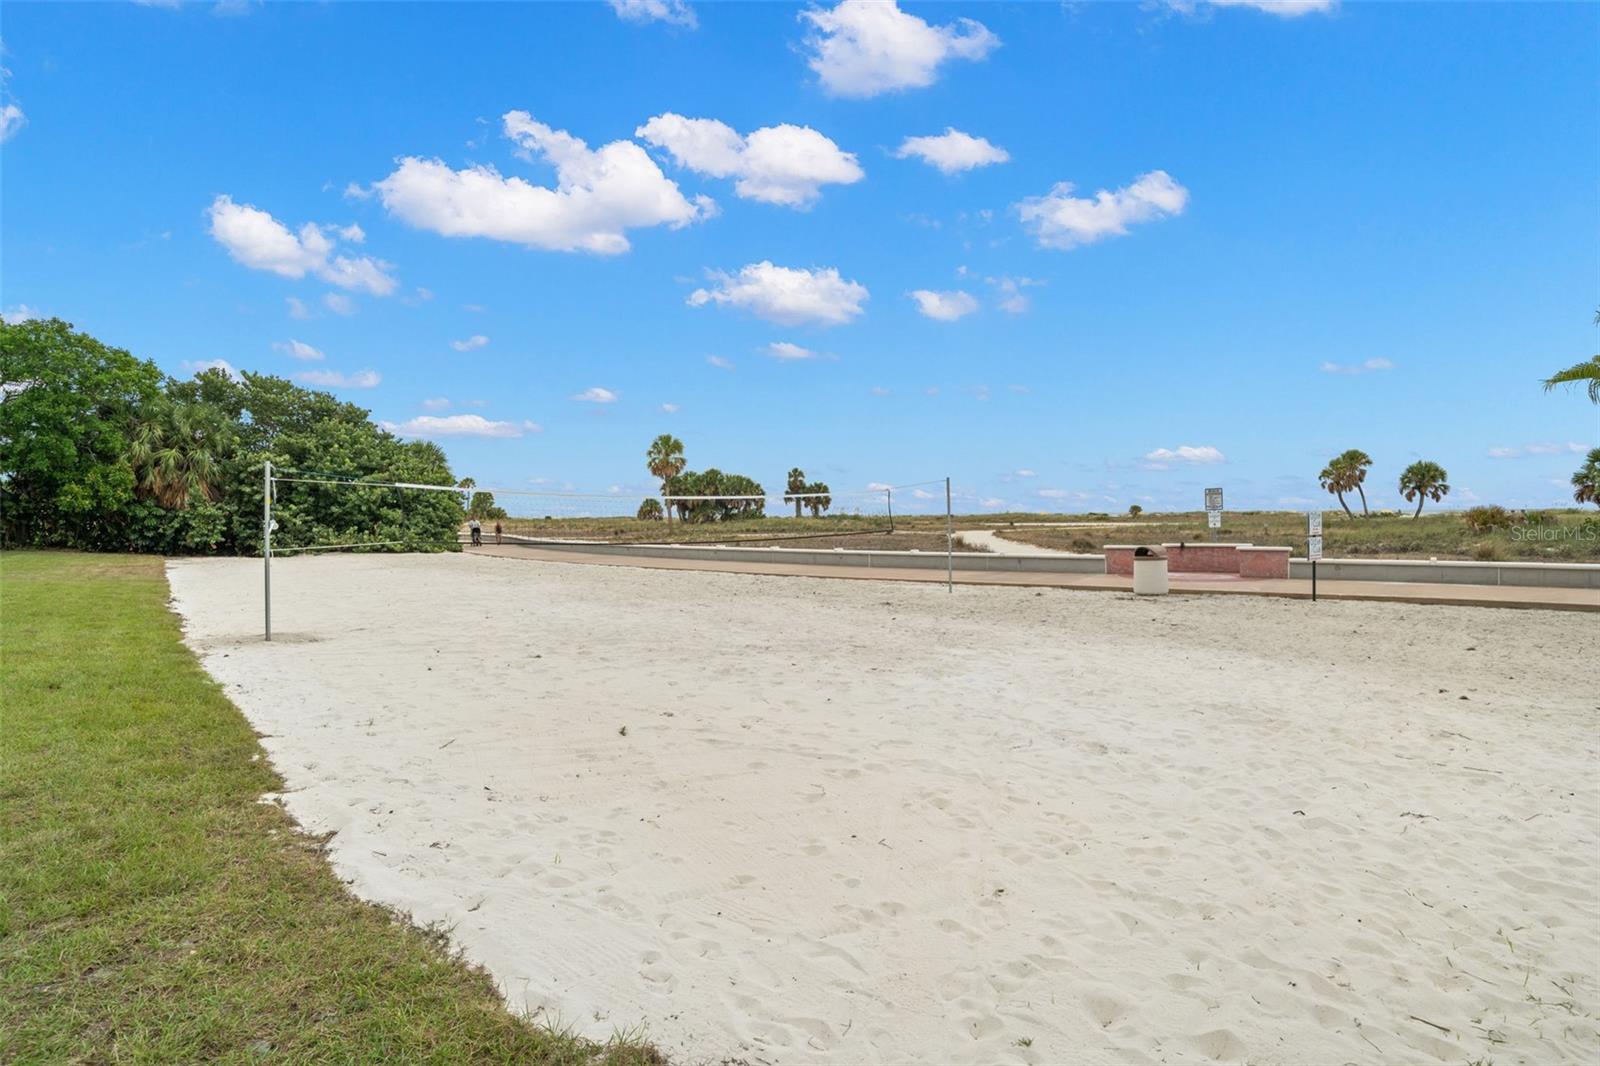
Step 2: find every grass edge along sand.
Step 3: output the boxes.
[0,551,664,1065]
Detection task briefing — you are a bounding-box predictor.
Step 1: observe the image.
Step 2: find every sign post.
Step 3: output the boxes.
[1307,511,1323,602]
[1204,487,1223,542]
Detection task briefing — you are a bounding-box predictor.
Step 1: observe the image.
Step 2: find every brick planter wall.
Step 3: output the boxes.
[1237,546,1292,580]
[1105,542,1293,579]
[1103,546,1137,576]
[1163,543,1252,574]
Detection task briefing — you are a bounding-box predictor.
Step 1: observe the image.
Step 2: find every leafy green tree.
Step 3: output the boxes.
[1,317,163,548]
[1319,449,1373,517]
[785,467,807,517]
[645,434,686,526]
[1128,504,1143,517]
[1397,460,1450,518]
[1573,448,1600,508]
[637,498,664,521]
[466,491,506,521]
[169,368,461,554]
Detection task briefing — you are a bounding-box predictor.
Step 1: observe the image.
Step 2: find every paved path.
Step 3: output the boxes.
[955,529,1083,556]
[467,543,1599,612]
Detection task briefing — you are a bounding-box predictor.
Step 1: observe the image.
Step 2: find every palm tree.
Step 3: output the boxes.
[645,434,686,526]
[1573,448,1600,508]
[1542,310,1600,404]
[1339,449,1374,515]
[802,481,832,517]
[1397,460,1450,518]
[126,401,229,510]
[785,467,806,517]
[1318,453,1359,518]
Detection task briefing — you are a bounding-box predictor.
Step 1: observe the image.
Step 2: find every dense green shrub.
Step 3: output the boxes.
[1,318,461,555]
[1462,505,1513,533]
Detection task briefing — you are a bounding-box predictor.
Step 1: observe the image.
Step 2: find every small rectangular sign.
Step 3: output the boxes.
[1205,487,1223,512]
[1308,512,1322,536]
[1308,534,1323,560]
[1207,510,1222,529]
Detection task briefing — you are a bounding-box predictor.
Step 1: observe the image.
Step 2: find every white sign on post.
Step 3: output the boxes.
[1207,510,1222,530]
[1308,535,1323,560]
[1308,512,1323,537]
[1205,488,1223,512]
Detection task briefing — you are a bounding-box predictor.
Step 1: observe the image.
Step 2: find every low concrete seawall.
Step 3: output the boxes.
[498,538,1600,591]
[511,539,1107,574]
[1290,557,1600,590]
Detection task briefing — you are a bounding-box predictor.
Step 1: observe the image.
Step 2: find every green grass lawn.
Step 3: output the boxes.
[0,551,662,1065]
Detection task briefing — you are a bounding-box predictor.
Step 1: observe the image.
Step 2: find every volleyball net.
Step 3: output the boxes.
[263,466,950,551]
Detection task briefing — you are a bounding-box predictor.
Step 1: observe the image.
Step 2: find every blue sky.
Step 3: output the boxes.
[3,0,1596,514]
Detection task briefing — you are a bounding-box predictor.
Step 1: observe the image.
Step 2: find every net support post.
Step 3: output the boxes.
[263,459,272,642]
[945,476,953,594]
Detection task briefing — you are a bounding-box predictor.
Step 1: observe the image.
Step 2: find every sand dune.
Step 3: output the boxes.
[168,553,1599,1065]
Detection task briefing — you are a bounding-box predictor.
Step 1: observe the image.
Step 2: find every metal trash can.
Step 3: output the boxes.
[1132,545,1169,595]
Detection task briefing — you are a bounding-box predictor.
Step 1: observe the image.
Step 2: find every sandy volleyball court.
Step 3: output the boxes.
[167,553,1599,1065]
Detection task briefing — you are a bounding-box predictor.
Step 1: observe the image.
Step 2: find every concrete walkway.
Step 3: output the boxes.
[955,529,1081,556]
[467,543,1599,612]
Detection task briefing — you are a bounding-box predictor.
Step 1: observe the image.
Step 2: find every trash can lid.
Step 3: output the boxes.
[1134,545,1168,558]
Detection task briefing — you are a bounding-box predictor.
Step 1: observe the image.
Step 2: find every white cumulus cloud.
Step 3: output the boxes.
[206,195,397,294]
[450,334,490,352]
[273,339,325,361]
[0,102,24,144]
[322,292,356,316]
[1143,444,1225,468]
[421,396,451,410]
[800,0,999,98]
[706,355,734,370]
[765,341,823,361]
[908,289,978,322]
[608,0,696,27]
[1489,442,1586,459]
[2,304,40,324]
[659,402,680,413]
[374,111,714,255]
[382,414,540,439]
[1319,357,1394,374]
[637,113,863,208]
[987,275,1041,314]
[574,386,618,403]
[689,261,868,327]
[1018,170,1189,250]
[894,128,1009,174]
[182,358,241,380]
[296,368,381,389]
[1183,0,1337,17]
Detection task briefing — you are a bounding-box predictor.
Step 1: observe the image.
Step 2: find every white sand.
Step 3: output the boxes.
[168,553,1599,1065]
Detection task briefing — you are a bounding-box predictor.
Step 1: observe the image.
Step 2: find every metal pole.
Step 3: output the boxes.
[886,488,894,533]
[1312,559,1317,603]
[263,459,272,641]
[945,476,953,594]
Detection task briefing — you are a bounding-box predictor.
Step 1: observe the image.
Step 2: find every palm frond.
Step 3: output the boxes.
[1542,356,1600,404]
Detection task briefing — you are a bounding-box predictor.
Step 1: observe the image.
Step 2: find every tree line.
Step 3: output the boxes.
[643,434,834,524]
[0,318,462,554]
